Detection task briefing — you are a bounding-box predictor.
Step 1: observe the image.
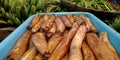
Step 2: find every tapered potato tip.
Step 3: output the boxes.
[27,26,32,30]
[43,52,50,58]
[6,55,14,60]
[28,14,40,29]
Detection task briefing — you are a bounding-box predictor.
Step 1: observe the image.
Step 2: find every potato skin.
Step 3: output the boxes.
[86,33,120,60]
[48,22,79,60]
[31,18,44,33]
[41,14,55,32]
[55,16,66,35]
[48,34,62,54]
[19,47,37,60]
[69,24,87,60]
[31,32,49,58]
[6,30,31,60]
[81,41,96,60]
[61,16,72,28]
[28,14,40,29]
[33,54,43,60]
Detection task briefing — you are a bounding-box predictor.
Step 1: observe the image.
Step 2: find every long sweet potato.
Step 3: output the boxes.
[81,41,96,60]
[41,14,55,32]
[31,18,44,33]
[46,23,56,38]
[33,54,43,60]
[62,51,69,60]
[69,24,87,60]
[48,22,79,60]
[79,15,97,33]
[63,30,69,36]
[73,15,84,25]
[99,31,119,58]
[99,31,116,52]
[6,30,31,60]
[43,14,49,22]
[61,16,72,28]
[48,34,62,54]
[66,14,75,24]
[19,47,37,60]
[55,16,65,35]
[28,39,34,49]
[31,32,49,58]
[86,33,120,60]
[28,14,40,29]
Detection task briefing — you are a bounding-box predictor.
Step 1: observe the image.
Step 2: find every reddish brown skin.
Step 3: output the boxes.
[31,32,49,58]
[63,30,69,36]
[48,34,63,54]
[46,23,56,38]
[99,31,116,52]
[81,41,96,60]
[33,54,43,60]
[79,15,97,33]
[43,14,49,22]
[41,14,56,32]
[48,22,79,60]
[62,51,69,60]
[86,33,120,60]
[73,15,84,25]
[6,30,31,60]
[19,47,37,60]
[28,14,40,29]
[66,14,75,24]
[28,39,34,49]
[55,16,66,35]
[61,16,72,28]
[31,18,44,33]
[69,24,87,60]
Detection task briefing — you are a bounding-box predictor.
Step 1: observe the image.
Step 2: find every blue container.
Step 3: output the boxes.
[0,12,120,60]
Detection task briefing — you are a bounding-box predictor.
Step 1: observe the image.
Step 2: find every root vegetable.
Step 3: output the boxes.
[69,24,87,60]
[6,30,31,60]
[31,32,49,58]
[48,22,79,60]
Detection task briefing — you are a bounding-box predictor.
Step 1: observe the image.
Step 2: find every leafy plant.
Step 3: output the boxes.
[104,15,120,33]
[68,0,116,11]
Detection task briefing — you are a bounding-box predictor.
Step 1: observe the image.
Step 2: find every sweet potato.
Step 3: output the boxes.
[31,18,44,33]
[69,24,87,60]
[48,34,62,54]
[81,41,96,60]
[63,30,69,36]
[73,15,84,25]
[62,51,69,60]
[66,14,75,24]
[28,14,40,29]
[28,39,34,49]
[48,22,79,60]
[6,30,31,60]
[99,31,119,58]
[86,33,120,60]
[99,31,116,52]
[19,47,37,60]
[43,14,49,22]
[41,14,55,32]
[46,23,56,38]
[55,16,65,35]
[33,54,43,60]
[79,15,97,33]
[61,16,72,28]
[31,32,49,58]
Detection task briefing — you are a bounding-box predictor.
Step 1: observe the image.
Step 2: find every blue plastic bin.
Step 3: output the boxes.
[0,12,120,60]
